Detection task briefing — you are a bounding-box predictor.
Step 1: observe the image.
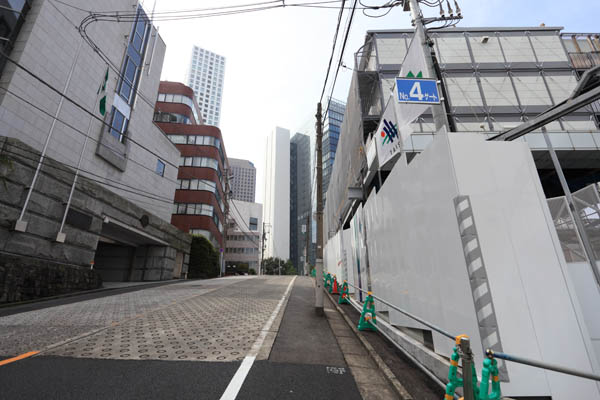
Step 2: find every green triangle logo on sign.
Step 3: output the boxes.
[406,71,423,78]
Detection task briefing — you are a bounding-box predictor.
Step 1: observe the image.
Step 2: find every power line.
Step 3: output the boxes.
[319,0,346,104]
[323,0,359,119]
[228,200,262,247]
[0,50,180,171]
[0,146,176,205]
[0,85,182,185]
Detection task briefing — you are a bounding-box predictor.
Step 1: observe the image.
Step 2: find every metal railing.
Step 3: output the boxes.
[569,52,600,69]
[336,279,600,398]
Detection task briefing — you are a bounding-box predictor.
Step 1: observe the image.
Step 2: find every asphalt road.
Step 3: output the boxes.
[0,276,364,400]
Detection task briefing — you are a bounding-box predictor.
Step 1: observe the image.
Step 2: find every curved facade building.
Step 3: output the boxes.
[154,81,229,250]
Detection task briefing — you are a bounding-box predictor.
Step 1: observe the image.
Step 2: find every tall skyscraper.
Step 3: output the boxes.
[322,98,346,204]
[186,45,226,127]
[290,133,312,275]
[229,158,256,202]
[263,127,290,260]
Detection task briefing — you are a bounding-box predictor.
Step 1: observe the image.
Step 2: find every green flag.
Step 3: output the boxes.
[98,67,109,116]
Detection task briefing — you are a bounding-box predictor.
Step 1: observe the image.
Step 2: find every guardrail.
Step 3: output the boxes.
[325,276,600,400]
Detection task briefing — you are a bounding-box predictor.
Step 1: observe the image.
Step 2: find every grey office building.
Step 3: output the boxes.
[290,133,312,274]
[325,26,600,235]
[322,98,346,205]
[228,158,256,202]
[0,1,191,302]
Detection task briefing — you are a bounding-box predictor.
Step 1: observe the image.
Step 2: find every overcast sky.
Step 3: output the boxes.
[151,0,600,204]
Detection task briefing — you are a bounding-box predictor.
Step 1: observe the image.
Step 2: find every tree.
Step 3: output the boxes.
[261,257,297,275]
[188,235,220,279]
[226,262,249,275]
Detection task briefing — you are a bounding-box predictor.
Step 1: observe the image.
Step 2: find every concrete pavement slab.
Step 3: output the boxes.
[268,276,346,366]
[237,360,362,400]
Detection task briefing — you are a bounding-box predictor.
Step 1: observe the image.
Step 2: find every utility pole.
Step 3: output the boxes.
[407,0,450,132]
[260,221,267,276]
[304,213,311,276]
[315,102,325,316]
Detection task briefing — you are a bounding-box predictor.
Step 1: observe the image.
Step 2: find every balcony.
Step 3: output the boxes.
[568,52,600,69]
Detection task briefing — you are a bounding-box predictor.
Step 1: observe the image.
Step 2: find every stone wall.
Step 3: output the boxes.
[0,137,191,303]
[0,252,102,303]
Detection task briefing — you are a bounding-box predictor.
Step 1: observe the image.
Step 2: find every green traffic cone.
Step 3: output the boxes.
[357,292,377,331]
[338,281,350,304]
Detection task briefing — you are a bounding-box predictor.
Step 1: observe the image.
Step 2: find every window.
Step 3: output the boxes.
[117,7,149,105]
[155,159,165,176]
[249,217,258,231]
[109,108,128,141]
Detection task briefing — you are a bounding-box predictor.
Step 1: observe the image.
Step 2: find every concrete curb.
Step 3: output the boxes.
[325,289,413,400]
[0,279,189,309]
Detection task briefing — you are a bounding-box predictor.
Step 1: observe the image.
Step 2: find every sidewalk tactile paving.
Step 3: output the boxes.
[43,277,290,362]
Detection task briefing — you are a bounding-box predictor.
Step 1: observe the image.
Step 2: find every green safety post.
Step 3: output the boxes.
[479,357,501,400]
[325,273,332,290]
[444,335,502,400]
[357,292,377,331]
[444,346,463,400]
[338,281,350,304]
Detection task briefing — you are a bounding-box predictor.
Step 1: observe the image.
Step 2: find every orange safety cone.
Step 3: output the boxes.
[331,276,340,295]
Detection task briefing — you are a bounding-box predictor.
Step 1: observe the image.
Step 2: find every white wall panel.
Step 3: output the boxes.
[344,133,600,398]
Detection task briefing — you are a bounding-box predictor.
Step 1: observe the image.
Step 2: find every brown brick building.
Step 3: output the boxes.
[154,81,229,250]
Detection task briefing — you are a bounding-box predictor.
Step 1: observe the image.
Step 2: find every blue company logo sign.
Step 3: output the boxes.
[380,119,398,145]
[396,77,441,104]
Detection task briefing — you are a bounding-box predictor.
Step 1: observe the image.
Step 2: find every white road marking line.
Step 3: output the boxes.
[219,276,297,400]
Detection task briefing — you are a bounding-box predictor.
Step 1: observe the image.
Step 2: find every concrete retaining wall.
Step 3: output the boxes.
[0,137,191,303]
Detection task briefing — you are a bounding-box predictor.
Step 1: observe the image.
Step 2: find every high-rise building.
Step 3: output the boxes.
[225,200,263,273]
[155,81,229,251]
[263,127,290,260]
[186,46,226,127]
[229,158,256,202]
[290,133,312,275]
[322,98,346,205]
[0,1,191,289]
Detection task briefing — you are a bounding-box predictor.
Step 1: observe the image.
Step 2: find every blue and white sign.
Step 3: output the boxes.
[395,78,441,104]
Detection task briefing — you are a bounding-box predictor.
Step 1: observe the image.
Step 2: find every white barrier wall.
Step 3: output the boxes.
[328,133,600,398]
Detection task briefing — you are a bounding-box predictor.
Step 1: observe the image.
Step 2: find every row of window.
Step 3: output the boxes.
[153,112,192,124]
[174,203,224,233]
[225,247,259,254]
[157,93,200,124]
[177,178,216,191]
[169,135,225,164]
[226,234,260,241]
[109,7,150,143]
[169,134,220,147]
[179,156,219,170]
[176,178,224,211]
